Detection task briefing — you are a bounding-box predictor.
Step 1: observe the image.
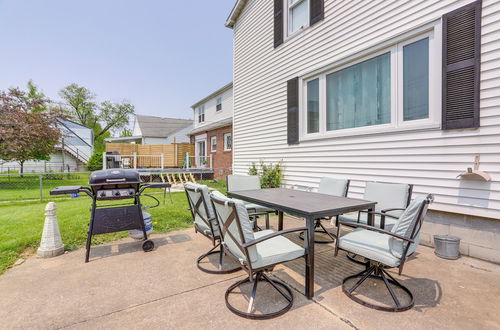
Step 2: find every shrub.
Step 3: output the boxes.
[248,161,283,188]
[87,151,103,171]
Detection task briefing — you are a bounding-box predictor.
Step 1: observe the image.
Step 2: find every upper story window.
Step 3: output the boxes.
[198,105,205,123]
[287,0,309,36]
[216,96,222,111]
[301,29,438,140]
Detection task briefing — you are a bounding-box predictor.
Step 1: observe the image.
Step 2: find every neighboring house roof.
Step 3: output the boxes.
[225,0,247,28]
[191,82,233,109]
[188,117,233,136]
[135,115,193,138]
[104,136,142,143]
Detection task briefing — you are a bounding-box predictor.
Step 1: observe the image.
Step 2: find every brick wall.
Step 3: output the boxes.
[191,124,232,179]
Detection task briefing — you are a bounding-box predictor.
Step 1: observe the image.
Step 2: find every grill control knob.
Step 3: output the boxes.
[100,192,106,197]
[114,191,121,196]
[129,190,134,195]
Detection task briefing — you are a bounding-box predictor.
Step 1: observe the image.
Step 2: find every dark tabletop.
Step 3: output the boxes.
[228,188,376,218]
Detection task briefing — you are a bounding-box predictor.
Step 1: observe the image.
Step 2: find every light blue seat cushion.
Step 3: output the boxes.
[250,230,305,269]
[338,213,398,231]
[338,228,401,268]
[211,191,257,262]
[185,182,219,236]
[318,177,348,197]
[227,175,261,192]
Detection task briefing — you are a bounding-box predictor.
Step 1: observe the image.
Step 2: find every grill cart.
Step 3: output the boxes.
[50,169,171,262]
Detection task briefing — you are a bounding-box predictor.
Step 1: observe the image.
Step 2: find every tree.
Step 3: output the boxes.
[0,87,62,175]
[59,84,135,149]
[120,127,133,137]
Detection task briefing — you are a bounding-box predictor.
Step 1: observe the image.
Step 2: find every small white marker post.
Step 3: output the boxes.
[37,202,65,258]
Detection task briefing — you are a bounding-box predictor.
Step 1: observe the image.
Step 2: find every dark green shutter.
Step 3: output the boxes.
[442,0,482,130]
[274,0,284,48]
[310,0,324,26]
[287,77,299,145]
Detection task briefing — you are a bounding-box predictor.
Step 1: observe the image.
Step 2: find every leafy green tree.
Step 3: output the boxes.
[120,127,133,137]
[59,84,135,148]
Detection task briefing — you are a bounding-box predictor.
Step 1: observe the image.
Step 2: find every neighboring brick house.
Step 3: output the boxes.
[189,82,233,178]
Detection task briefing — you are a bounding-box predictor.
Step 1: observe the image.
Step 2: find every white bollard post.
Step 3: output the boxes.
[37,202,65,258]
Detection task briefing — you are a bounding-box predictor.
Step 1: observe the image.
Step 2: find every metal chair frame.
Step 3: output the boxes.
[211,196,308,319]
[298,179,350,244]
[185,185,240,274]
[334,194,433,312]
[226,175,277,230]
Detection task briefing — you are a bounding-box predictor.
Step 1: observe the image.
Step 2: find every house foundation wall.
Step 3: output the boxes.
[420,210,500,264]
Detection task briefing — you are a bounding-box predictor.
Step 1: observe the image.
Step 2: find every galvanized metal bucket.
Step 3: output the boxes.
[433,235,460,260]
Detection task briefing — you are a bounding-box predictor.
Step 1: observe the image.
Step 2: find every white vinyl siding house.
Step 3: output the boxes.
[227,0,500,262]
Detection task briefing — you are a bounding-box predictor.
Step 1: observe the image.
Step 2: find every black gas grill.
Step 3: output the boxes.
[51,169,171,262]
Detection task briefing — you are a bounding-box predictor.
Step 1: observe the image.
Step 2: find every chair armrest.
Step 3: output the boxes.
[359,210,400,220]
[248,211,271,217]
[242,227,308,248]
[382,208,406,213]
[338,222,414,243]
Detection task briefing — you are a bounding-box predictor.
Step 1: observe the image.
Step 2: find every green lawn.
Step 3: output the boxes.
[0,178,228,275]
[0,173,91,201]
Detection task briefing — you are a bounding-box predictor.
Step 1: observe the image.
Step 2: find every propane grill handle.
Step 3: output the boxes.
[106,178,126,183]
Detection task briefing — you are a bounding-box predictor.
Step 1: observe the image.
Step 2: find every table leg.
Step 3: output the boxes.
[305,215,315,299]
[278,211,284,231]
[367,207,374,226]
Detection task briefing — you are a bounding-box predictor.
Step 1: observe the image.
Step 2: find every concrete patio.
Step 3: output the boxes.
[1,215,499,329]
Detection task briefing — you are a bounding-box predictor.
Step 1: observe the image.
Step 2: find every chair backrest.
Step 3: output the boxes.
[210,191,258,265]
[318,177,350,197]
[364,182,413,217]
[227,175,261,192]
[184,182,216,235]
[389,194,433,259]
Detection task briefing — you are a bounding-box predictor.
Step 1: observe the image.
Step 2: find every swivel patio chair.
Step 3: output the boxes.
[339,182,413,231]
[227,175,276,229]
[297,177,350,244]
[339,182,413,264]
[335,194,433,312]
[210,191,307,319]
[184,182,240,274]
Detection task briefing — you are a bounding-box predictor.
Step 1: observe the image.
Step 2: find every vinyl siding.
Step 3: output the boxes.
[193,88,233,130]
[232,0,500,219]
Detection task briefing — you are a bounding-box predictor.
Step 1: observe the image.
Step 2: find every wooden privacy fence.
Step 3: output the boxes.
[105,143,194,168]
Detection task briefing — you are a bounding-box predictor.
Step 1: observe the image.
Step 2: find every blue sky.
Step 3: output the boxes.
[0,0,235,121]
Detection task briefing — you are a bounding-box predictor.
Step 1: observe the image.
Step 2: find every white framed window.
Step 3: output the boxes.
[301,27,440,140]
[210,136,217,152]
[216,96,222,111]
[224,132,232,151]
[286,0,309,36]
[198,105,205,123]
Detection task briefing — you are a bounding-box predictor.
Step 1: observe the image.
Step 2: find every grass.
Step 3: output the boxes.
[0,177,229,275]
[0,173,91,201]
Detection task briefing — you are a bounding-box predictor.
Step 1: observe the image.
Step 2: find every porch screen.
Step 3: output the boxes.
[326,53,391,131]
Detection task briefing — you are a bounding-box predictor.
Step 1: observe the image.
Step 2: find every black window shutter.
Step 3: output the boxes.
[287,77,299,145]
[310,0,324,26]
[274,0,284,48]
[442,0,481,130]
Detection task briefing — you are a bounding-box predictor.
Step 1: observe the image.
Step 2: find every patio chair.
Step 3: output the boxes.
[297,177,350,244]
[184,182,240,274]
[227,175,276,229]
[338,182,413,231]
[210,191,307,319]
[334,194,433,312]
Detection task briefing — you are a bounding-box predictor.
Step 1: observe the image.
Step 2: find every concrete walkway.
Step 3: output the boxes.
[1,216,499,329]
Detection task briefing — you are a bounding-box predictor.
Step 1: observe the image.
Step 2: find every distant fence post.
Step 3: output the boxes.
[161,153,164,170]
[133,152,137,169]
[39,175,43,202]
[102,153,107,170]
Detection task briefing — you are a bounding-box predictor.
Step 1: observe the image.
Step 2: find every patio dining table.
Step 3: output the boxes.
[228,187,376,299]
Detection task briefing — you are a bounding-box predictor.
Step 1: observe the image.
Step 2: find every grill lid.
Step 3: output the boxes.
[89,169,141,186]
